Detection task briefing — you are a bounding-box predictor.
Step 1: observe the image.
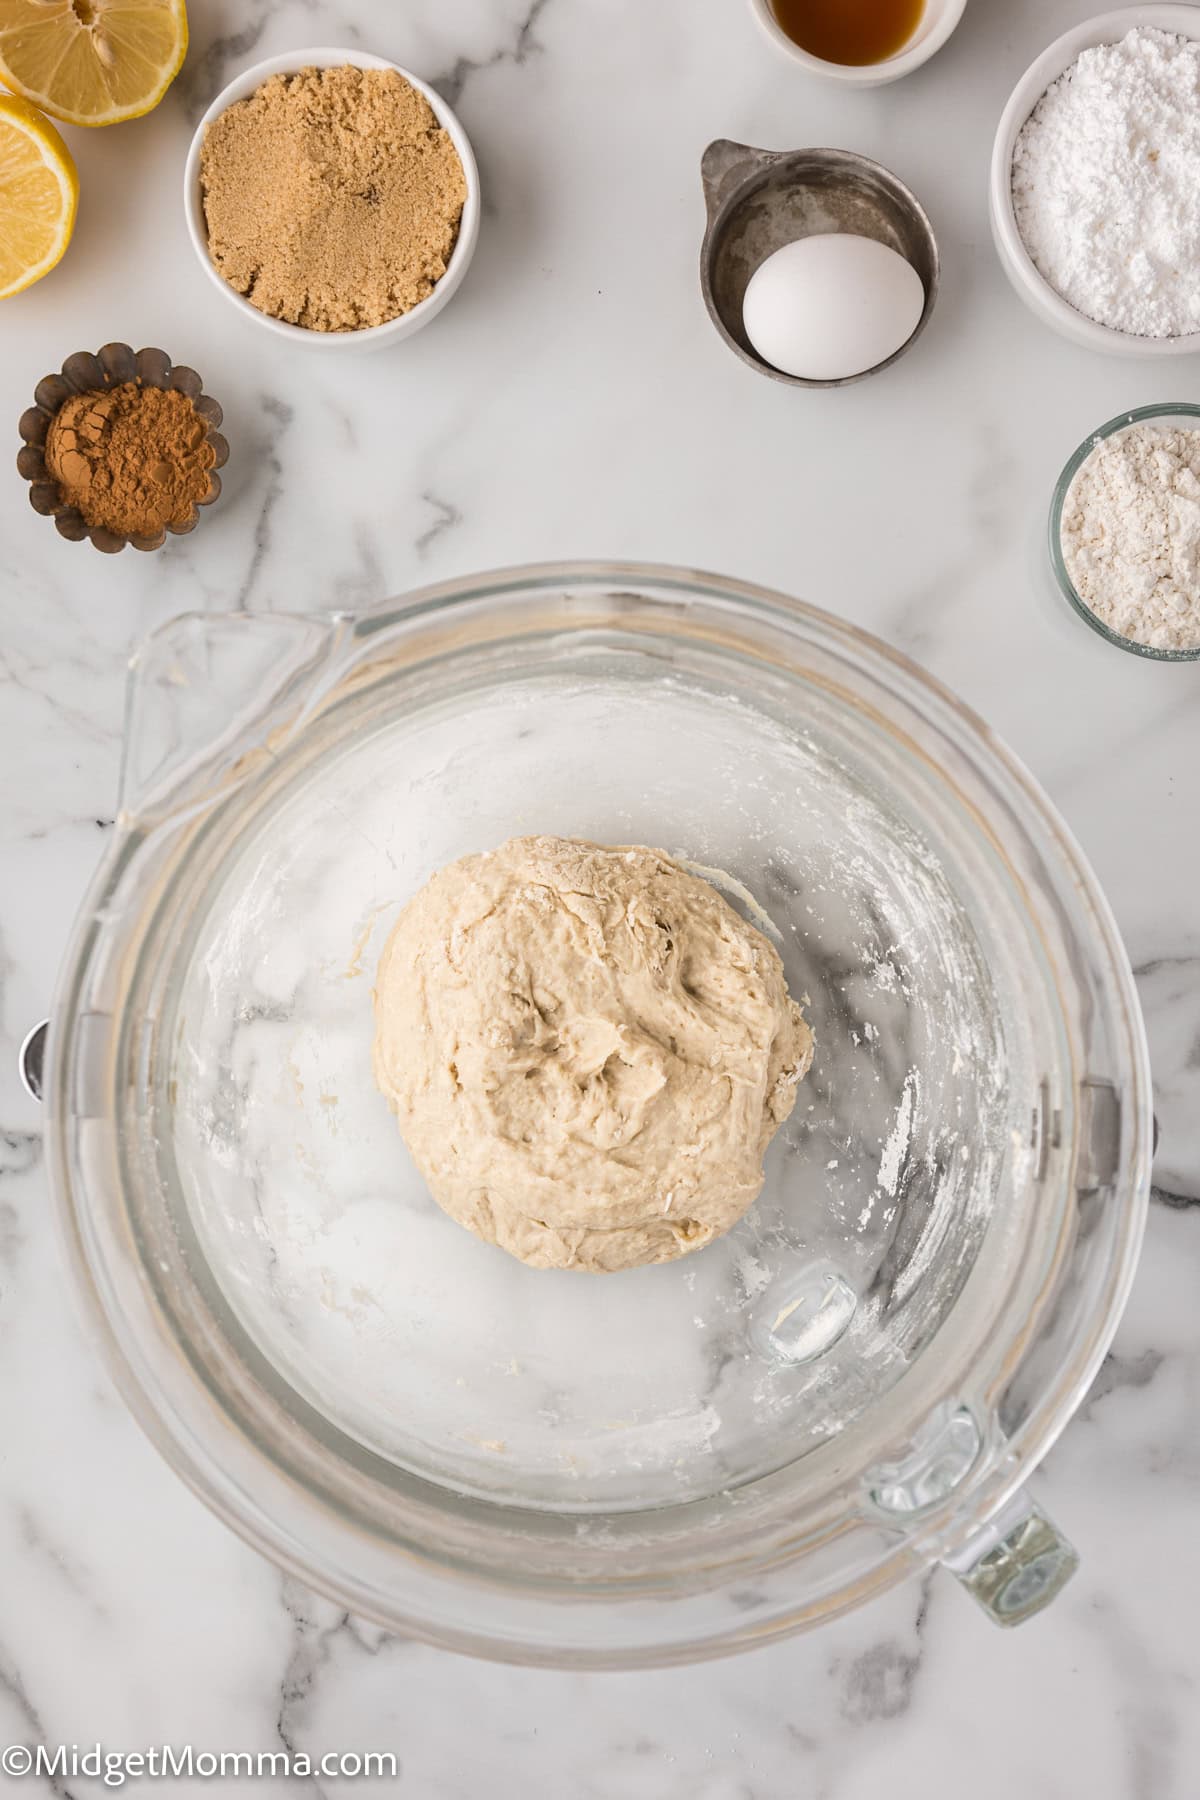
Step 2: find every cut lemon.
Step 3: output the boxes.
[0,90,76,297]
[0,0,187,127]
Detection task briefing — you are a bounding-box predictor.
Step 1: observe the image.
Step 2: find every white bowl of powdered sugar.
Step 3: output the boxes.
[991,7,1200,354]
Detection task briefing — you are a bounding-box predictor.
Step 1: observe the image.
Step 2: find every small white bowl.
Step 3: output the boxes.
[747,0,967,87]
[183,47,481,350]
[990,6,1200,356]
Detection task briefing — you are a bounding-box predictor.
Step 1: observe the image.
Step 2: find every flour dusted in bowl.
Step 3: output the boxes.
[1012,28,1200,338]
[1059,422,1200,651]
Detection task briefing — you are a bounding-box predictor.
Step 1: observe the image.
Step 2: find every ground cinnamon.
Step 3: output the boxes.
[44,382,216,537]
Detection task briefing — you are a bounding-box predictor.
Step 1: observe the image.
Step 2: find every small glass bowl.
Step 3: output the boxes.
[17,342,228,554]
[1048,402,1200,662]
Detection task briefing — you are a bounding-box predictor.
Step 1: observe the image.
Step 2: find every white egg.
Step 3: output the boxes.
[742,233,925,382]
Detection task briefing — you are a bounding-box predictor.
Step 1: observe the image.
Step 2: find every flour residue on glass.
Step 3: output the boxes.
[169,663,1009,1514]
[878,1069,918,1197]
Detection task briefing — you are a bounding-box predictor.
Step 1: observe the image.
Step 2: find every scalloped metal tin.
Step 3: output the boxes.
[17,341,229,553]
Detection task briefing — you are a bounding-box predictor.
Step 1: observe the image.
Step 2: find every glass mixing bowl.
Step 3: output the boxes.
[46,564,1151,1665]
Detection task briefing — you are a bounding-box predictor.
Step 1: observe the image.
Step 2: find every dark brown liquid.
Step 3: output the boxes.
[770,0,924,65]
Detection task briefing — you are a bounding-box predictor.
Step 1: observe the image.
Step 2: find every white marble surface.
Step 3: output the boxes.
[1,0,1198,1792]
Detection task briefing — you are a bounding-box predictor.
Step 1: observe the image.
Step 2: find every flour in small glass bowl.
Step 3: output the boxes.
[1059,422,1200,651]
[1013,28,1200,338]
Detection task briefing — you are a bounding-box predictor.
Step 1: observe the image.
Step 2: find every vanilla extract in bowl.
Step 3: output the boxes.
[769,0,924,65]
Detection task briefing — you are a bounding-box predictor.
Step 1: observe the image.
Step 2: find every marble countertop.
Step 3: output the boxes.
[2,0,1197,1792]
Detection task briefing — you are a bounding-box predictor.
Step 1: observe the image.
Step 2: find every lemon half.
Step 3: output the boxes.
[0,90,77,297]
[0,0,187,127]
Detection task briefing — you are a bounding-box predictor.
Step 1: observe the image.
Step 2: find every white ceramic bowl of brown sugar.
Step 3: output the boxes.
[183,48,481,350]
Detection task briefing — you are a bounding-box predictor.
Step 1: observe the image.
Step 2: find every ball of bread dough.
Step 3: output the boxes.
[372,836,814,1272]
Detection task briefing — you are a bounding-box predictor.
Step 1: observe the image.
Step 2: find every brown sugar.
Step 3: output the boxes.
[199,66,468,332]
[44,384,216,538]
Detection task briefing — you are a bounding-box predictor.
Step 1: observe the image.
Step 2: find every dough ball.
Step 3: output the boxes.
[372,836,814,1272]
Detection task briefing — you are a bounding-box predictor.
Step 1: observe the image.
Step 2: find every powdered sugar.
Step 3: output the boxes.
[1013,28,1200,338]
[1060,423,1200,651]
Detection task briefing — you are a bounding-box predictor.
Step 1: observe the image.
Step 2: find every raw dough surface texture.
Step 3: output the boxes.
[373,836,813,1272]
